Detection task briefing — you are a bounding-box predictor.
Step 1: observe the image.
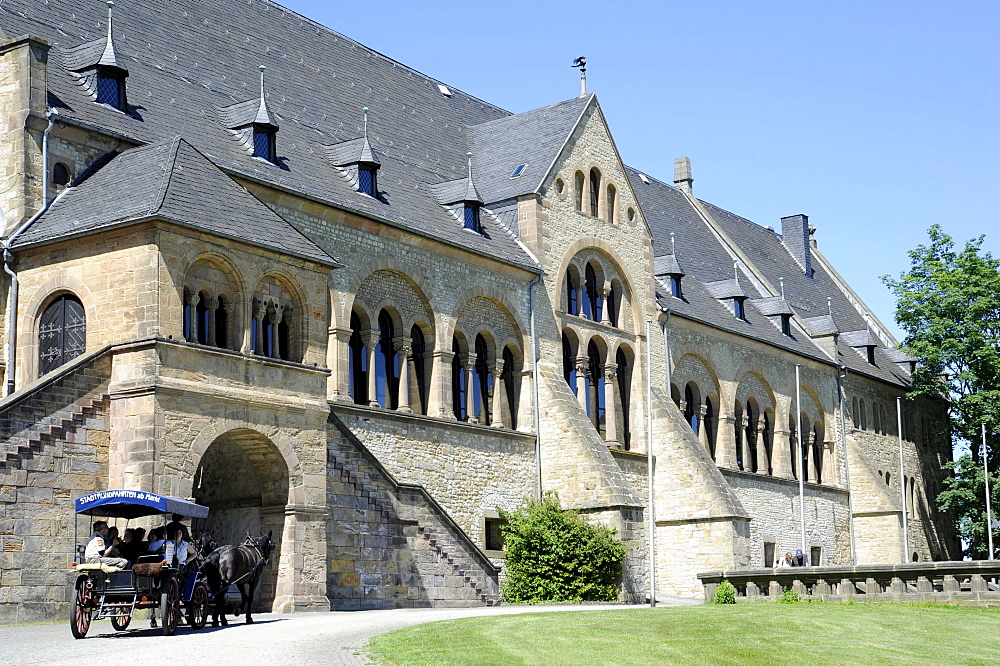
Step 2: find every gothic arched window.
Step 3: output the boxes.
[196,291,210,344]
[215,295,229,349]
[562,333,576,393]
[585,264,601,322]
[589,168,601,217]
[452,337,466,421]
[607,183,616,224]
[503,346,518,429]
[587,340,605,436]
[473,334,492,425]
[38,294,86,376]
[574,171,584,212]
[375,310,398,409]
[616,348,631,450]
[411,325,427,415]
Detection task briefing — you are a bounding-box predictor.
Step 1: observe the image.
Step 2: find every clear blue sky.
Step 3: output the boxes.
[281,0,998,342]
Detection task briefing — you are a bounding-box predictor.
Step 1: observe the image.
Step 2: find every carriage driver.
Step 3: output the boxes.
[85,521,130,569]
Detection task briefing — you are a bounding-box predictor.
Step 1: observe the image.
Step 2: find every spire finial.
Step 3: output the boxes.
[670,231,676,254]
[363,107,369,139]
[106,2,115,44]
[733,260,738,280]
[779,277,785,299]
[258,65,267,102]
[828,296,833,316]
[467,152,473,181]
[572,56,587,97]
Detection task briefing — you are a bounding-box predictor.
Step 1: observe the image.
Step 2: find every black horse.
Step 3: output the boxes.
[202,531,274,626]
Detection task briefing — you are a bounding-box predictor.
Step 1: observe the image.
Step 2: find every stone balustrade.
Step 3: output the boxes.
[698,561,1000,604]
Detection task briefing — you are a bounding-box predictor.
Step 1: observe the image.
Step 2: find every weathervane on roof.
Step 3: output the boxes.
[572,56,587,97]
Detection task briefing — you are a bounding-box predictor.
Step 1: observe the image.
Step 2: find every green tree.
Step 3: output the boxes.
[499,494,628,602]
[883,224,1000,558]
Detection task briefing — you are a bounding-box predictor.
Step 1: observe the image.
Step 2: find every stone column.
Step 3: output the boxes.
[697,404,709,452]
[268,308,283,359]
[204,297,219,346]
[772,429,792,478]
[223,302,236,350]
[491,360,506,428]
[739,415,750,471]
[716,414,737,468]
[806,434,818,483]
[575,356,589,414]
[603,363,619,446]
[579,279,590,320]
[186,292,202,342]
[466,353,478,424]
[600,284,611,324]
[328,327,353,402]
[253,302,266,354]
[395,339,413,413]
[365,331,380,408]
[751,422,763,473]
[433,349,455,419]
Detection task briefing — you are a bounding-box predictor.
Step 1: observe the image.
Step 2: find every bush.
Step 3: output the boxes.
[712,580,736,604]
[499,494,628,603]
[778,587,801,603]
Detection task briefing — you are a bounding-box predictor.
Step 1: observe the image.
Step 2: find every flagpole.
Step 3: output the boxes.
[796,364,805,554]
[896,397,909,562]
[984,423,994,560]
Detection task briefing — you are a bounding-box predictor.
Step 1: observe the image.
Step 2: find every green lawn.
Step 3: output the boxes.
[367,604,1000,665]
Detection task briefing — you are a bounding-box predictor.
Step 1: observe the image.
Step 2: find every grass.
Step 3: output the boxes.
[367,603,1000,665]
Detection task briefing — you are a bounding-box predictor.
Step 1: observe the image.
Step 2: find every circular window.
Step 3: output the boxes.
[627,207,635,222]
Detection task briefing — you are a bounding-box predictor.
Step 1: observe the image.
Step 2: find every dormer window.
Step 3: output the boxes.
[359,165,378,196]
[253,126,276,163]
[866,346,877,365]
[781,314,792,336]
[734,298,746,320]
[670,275,683,298]
[464,204,481,232]
[96,70,126,110]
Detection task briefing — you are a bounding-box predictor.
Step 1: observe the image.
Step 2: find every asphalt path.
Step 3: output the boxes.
[5,600,698,665]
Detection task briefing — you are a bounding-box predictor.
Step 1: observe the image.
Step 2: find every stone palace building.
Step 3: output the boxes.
[0,0,958,622]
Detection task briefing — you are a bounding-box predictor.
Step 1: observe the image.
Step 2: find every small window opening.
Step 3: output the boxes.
[485,518,506,551]
[253,126,276,163]
[96,71,125,110]
[510,163,527,178]
[589,168,601,217]
[781,314,792,336]
[53,163,72,188]
[670,275,683,298]
[810,546,822,566]
[764,542,776,568]
[359,166,377,196]
[734,298,745,320]
[866,346,877,365]
[464,204,481,233]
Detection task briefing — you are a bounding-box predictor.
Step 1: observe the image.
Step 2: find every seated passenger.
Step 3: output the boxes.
[84,521,129,570]
[146,528,167,555]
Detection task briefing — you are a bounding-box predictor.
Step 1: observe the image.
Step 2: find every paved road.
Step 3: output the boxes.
[6,600,698,665]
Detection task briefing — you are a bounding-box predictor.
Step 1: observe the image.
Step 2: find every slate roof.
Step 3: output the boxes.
[653,254,684,277]
[0,0,562,271]
[12,137,337,266]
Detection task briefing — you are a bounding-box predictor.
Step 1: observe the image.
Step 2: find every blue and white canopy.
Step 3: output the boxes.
[75,490,209,519]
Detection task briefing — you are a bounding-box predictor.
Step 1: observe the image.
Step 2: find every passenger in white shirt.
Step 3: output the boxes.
[84,521,129,569]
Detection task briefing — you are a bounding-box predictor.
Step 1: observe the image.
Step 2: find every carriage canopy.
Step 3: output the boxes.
[75,490,209,519]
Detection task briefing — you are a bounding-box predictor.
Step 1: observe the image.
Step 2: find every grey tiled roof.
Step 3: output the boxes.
[324,137,379,167]
[12,137,337,266]
[0,0,546,271]
[803,314,839,336]
[752,297,794,317]
[841,330,879,348]
[704,279,746,300]
[653,254,684,277]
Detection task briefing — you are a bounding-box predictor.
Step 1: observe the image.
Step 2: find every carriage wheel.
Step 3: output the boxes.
[70,576,92,639]
[187,582,209,630]
[110,606,132,631]
[160,578,181,636]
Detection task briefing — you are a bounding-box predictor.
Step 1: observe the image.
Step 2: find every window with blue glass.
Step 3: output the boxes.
[473,335,493,425]
[464,204,481,232]
[196,291,210,344]
[452,337,467,420]
[96,71,124,110]
[253,127,276,163]
[359,166,377,196]
[585,264,601,321]
[733,298,745,320]
[587,341,605,435]
[374,310,399,409]
[562,333,576,393]
[670,275,683,298]
[349,312,368,405]
[567,272,579,315]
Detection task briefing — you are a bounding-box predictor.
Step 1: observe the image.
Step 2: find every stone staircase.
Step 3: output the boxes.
[327,411,500,606]
[0,347,112,472]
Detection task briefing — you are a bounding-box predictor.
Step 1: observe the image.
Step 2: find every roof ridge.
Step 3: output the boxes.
[149,136,185,216]
[533,94,595,195]
[468,95,590,130]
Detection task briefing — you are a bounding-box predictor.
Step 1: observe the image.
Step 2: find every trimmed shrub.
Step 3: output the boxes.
[499,494,628,603]
[779,587,801,603]
[712,580,737,604]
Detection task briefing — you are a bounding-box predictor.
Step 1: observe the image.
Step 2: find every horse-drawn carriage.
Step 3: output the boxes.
[70,490,211,638]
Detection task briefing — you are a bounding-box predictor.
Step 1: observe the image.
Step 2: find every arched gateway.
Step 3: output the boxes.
[192,429,289,611]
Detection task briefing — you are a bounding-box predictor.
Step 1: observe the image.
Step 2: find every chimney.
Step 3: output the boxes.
[781,214,812,277]
[673,157,692,194]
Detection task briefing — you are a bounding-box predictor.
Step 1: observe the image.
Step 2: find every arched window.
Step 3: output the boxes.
[562,333,576,393]
[183,289,194,342]
[873,405,881,434]
[473,334,492,425]
[734,401,744,470]
[813,424,824,484]
[608,282,620,327]
[589,168,601,217]
[746,401,758,473]
[53,162,71,188]
[587,340,605,435]
[800,414,811,482]
[860,401,868,430]
[763,411,774,475]
[670,384,681,408]
[616,348,631,450]
[607,184,616,224]
[585,264,601,322]
[348,312,368,405]
[574,171,584,212]
[685,384,699,435]
[196,291,210,344]
[705,396,717,460]
[503,346,518,429]
[38,294,86,376]
[452,337,467,421]
[375,310,399,409]
[788,415,798,479]
[215,295,229,349]
[263,306,277,358]
[278,312,290,361]
[852,397,860,428]
[567,271,579,315]
[411,325,427,415]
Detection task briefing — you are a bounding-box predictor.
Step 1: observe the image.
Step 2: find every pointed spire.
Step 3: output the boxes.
[253,65,276,126]
[98,1,122,68]
[357,107,379,165]
[464,152,483,204]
